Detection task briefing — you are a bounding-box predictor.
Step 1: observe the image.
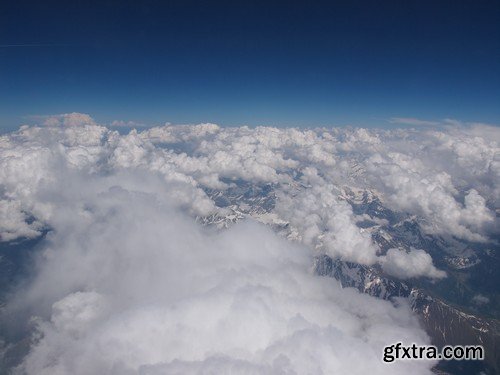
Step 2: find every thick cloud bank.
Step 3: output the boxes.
[1,115,498,274]
[5,179,431,374]
[0,114,498,373]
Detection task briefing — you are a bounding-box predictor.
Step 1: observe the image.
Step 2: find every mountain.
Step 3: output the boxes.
[199,181,500,374]
[1,180,498,374]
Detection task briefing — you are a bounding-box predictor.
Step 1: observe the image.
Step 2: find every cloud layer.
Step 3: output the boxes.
[4,178,432,374]
[2,115,497,263]
[0,114,498,373]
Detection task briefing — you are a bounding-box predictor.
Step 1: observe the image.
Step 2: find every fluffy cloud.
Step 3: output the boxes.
[5,171,433,375]
[0,199,44,241]
[2,113,497,373]
[381,248,447,279]
[41,112,98,127]
[274,167,378,265]
[1,114,498,276]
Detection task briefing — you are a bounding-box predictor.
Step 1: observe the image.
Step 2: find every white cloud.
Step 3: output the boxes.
[2,114,498,373]
[381,248,446,279]
[0,200,44,241]
[41,112,98,127]
[2,116,498,279]
[6,173,433,375]
[275,167,379,265]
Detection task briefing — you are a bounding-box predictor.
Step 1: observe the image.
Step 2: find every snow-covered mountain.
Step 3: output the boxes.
[198,182,500,374]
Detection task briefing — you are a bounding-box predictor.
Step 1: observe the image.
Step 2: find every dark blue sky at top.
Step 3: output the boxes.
[1,0,499,130]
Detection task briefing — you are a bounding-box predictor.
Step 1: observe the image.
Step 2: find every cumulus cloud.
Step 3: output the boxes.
[381,248,447,279]
[41,112,98,127]
[4,171,433,375]
[2,114,497,373]
[0,200,44,241]
[1,114,498,280]
[274,167,378,265]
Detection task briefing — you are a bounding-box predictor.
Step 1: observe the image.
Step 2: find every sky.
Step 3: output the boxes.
[1,0,499,130]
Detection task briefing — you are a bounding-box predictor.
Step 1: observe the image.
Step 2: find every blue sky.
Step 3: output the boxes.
[1,0,499,131]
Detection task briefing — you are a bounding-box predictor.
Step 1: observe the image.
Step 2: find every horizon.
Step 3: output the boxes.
[2,112,499,135]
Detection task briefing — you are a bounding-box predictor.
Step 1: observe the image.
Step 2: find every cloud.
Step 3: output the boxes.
[2,116,498,277]
[0,200,44,241]
[4,171,433,375]
[2,114,498,373]
[41,112,98,127]
[381,248,446,279]
[472,294,490,305]
[388,117,441,127]
[274,167,378,265]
